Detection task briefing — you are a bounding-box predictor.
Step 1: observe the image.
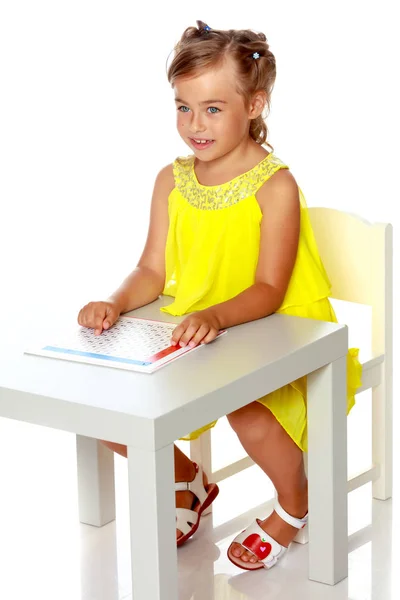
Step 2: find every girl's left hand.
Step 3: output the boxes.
[171,309,221,348]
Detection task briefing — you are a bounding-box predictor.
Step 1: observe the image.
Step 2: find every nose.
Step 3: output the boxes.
[189,111,206,134]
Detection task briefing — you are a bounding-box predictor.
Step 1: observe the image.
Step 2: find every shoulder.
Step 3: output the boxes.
[154,163,175,194]
[256,168,300,215]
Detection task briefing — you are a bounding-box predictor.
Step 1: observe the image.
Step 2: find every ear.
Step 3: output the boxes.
[248,91,267,120]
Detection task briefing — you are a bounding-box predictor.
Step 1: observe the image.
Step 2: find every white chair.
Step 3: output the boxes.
[190,208,393,549]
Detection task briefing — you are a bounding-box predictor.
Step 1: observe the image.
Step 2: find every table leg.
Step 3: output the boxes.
[307,356,348,585]
[127,443,178,600]
[76,435,116,526]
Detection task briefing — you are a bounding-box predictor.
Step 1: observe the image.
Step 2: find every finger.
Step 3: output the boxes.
[94,312,106,336]
[188,324,210,348]
[103,306,118,330]
[179,323,200,347]
[201,328,219,344]
[171,323,186,346]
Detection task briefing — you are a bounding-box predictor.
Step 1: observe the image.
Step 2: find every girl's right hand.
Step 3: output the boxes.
[78,300,121,336]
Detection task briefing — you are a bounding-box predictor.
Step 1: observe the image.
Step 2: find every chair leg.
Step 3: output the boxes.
[372,373,393,500]
[371,223,393,501]
[190,430,213,515]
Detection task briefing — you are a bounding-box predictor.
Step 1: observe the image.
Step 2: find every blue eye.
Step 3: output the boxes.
[208,107,220,114]
[178,105,190,113]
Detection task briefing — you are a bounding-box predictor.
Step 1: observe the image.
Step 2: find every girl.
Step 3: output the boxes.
[78,21,361,571]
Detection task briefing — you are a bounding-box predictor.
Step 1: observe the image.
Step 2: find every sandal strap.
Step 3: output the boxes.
[175,482,191,492]
[176,508,198,536]
[233,520,286,569]
[174,463,208,505]
[274,500,308,530]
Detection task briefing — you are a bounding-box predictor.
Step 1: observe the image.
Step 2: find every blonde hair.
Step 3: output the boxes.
[167,20,276,149]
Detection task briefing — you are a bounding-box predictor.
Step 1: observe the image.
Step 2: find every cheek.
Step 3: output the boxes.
[221,110,244,129]
[229,113,249,135]
[176,114,187,130]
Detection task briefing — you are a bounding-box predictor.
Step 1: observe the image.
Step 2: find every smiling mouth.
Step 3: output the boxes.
[191,138,214,144]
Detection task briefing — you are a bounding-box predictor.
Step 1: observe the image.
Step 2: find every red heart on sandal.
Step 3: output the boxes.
[242,533,272,560]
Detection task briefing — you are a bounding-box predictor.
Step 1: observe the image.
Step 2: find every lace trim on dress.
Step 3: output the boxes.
[173,154,288,210]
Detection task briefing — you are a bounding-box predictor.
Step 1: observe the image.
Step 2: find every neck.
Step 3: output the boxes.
[194,137,269,182]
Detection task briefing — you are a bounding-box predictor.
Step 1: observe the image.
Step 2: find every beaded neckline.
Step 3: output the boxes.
[173,152,288,211]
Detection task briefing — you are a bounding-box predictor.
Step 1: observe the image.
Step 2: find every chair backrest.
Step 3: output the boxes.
[308,207,393,358]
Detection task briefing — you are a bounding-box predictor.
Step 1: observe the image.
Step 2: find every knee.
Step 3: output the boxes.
[227,402,273,443]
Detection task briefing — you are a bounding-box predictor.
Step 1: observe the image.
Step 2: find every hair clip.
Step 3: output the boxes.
[252,52,260,59]
[204,25,211,31]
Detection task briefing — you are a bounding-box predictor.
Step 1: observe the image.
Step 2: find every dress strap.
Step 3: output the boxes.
[251,154,289,195]
[172,156,194,188]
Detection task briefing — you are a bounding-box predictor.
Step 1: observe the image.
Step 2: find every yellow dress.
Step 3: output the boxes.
[161,153,362,452]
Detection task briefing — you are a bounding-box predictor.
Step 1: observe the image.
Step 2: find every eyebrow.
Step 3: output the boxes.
[174,97,228,105]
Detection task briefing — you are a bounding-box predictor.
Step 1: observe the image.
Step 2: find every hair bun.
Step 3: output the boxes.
[196,20,211,32]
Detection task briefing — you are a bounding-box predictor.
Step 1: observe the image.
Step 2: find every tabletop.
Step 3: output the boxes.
[0,296,348,449]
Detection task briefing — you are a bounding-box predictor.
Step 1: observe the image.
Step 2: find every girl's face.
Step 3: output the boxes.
[174,58,262,162]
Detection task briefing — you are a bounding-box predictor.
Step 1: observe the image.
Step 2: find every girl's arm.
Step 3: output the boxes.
[171,169,300,346]
[208,169,300,328]
[108,164,174,313]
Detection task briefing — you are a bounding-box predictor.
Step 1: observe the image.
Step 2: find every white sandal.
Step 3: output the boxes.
[176,462,219,547]
[227,500,308,570]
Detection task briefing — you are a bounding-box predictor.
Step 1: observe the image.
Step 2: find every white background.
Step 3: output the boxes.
[0,2,398,598]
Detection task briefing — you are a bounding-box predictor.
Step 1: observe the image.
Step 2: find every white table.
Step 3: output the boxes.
[0,296,349,598]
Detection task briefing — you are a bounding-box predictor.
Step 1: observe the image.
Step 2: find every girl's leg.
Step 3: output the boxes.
[100,440,198,540]
[226,402,308,565]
